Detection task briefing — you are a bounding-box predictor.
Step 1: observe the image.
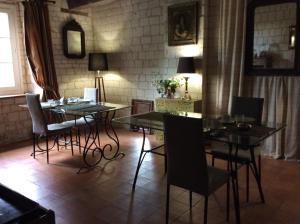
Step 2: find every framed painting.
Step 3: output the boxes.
[168,2,198,46]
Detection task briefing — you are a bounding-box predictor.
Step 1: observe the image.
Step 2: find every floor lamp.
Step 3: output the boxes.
[88,53,108,102]
[177,57,196,100]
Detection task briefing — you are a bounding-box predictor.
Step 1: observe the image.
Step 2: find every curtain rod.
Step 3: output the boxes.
[21,0,56,4]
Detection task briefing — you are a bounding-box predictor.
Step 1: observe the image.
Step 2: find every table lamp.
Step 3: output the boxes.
[177,57,195,100]
[88,53,108,102]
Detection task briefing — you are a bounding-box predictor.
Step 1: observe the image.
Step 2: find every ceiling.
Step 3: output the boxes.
[67,0,104,9]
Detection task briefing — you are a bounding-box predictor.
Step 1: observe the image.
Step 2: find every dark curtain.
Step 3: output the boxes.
[23,0,60,101]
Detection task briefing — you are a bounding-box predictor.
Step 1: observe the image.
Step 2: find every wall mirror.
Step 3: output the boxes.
[62,19,85,59]
[245,0,300,76]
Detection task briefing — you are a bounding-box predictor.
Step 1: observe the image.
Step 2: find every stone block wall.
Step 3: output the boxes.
[91,0,204,111]
[0,96,32,146]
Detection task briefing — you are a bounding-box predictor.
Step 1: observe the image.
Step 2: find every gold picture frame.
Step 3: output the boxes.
[168,2,198,46]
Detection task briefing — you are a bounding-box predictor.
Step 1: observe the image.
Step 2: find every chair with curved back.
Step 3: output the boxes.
[26,94,74,163]
[163,114,230,224]
[210,96,264,202]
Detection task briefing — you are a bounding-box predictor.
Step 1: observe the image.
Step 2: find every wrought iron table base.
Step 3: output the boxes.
[77,110,125,174]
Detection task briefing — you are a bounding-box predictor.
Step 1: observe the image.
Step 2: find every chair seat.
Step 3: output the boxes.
[65,117,95,127]
[47,122,74,133]
[207,142,261,162]
[207,166,229,194]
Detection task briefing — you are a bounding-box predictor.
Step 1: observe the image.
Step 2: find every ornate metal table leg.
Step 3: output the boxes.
[78,115,104,173]
[102,111,125,160]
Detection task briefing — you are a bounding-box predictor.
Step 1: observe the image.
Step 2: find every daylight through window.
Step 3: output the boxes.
[0,5,22,95]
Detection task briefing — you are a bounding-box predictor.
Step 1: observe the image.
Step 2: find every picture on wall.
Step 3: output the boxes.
[168,1,198,46]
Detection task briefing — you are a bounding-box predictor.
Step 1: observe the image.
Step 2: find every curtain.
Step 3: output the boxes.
[209,0,300,160]
[244,76,300,160]
[23,0,60,100]
[215,0,247,114]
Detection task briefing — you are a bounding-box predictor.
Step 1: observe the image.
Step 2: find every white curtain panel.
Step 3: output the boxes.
[210,0,300,160]
[245,76,300,160]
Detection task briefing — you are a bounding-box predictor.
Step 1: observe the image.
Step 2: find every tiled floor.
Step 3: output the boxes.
[0,128,299,224]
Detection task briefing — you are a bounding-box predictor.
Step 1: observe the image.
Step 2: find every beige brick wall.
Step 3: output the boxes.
[91,0,204,109]
[0,96,32,146]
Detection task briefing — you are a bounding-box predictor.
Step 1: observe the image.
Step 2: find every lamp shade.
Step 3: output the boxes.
[88,53,108,71]
[177,57,195,73]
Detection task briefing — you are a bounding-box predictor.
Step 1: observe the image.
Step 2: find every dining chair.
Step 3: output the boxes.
[163,114,230,224]
[210,96,264,202]
[84,87,98,103]
[26,94,75,163]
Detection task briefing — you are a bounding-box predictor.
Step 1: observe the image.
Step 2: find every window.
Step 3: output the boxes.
[0,4,22,95]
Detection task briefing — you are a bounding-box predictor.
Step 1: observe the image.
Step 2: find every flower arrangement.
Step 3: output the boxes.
[153,78,181,98]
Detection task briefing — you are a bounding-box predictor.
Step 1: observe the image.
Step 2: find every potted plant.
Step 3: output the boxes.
[153,78,181,98]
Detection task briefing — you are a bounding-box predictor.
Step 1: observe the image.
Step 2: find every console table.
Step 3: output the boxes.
[154,98,202,141]
[154,98,202,113]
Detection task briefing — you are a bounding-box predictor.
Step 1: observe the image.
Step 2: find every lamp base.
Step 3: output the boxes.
[184,91,191,100]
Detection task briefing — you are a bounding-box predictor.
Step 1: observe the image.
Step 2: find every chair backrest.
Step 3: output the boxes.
[26,94,48,135]
[84,87,97,103]
[163,114,209,195]
[231,96,264,125]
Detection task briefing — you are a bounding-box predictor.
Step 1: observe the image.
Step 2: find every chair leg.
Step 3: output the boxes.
[246,164,249,202]
[166,184,170,224]
[189,191,192,209]
[226,163,230,221]
[164,152,167,174]
[46,136,49,164]
[64,134,67,149]
[78,128,81,154]
[204,195,208,224]
[32,133,36,159]
[70,130,74,155]
[56,135,60,151]
[258,155,261,182]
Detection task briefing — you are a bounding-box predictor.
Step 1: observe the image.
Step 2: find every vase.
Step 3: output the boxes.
[166,89,174,98]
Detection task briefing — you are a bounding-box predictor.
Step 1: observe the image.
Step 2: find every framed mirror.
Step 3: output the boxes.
[245,0,300,76]
[62,19,85,59]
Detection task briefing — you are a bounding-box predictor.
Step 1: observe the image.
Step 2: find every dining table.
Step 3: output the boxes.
[113,110,285,224]
[26,100,130,172]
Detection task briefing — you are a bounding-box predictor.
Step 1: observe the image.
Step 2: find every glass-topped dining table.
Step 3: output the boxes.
[113,111,285,224]
[43,101,130,172]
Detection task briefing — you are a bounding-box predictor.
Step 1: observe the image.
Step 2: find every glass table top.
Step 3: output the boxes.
[49,102,130,116]
[113,111,285,147]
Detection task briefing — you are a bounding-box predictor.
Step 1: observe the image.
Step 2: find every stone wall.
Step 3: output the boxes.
[91,0,204,109]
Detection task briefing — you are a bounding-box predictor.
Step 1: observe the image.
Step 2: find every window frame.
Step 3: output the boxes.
[0,4,23,96]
